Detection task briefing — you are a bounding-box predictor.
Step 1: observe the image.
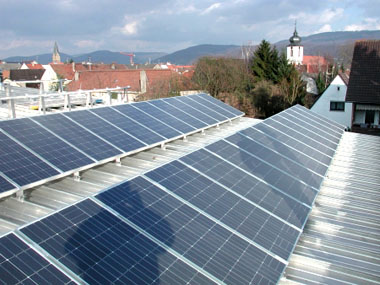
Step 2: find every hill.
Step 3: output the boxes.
[3,51,166,65]
[154,44,241,65]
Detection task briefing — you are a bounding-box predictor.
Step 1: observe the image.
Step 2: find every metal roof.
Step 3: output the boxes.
[280,131,380,284]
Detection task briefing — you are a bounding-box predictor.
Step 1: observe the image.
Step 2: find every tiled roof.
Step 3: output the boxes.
[26,63,44,69]
[51,63,128,80]
[9,69,45,81]
[346,40,380,104]
[338,72,349,85]
[66,70,141,91]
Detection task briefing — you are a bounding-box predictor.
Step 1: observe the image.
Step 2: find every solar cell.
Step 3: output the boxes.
[113,104,182,139]
[177,96,228,122]
[163,97,218,125]
[0,233,74,284]
[293,104,345,132]
[132,101,195,134]
[32,114,122,161]
[20,199,217,285]
[90,107,165,145]
[180,149,310,229]
[147,100,208,129]
[0,131,59,187]
[253,122,332,166]
[196,93,244,116]
[97,177,285,284]
[264,118,336,157]
[0,175,16,193]
[188,94,238,119]
[225,133,324,189]
[0,118,94,172]
[206,140,318,206]
[145,161,299,260]
[239,127,328,177]
[63,110,145,153]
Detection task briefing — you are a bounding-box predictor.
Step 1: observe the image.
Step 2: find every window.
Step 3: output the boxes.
[330,101,345,111]
[337,86,340,91]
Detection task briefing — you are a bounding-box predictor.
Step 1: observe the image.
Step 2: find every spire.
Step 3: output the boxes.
[53,42,59,55]
[52,42,61,64]
[289,21,301,46]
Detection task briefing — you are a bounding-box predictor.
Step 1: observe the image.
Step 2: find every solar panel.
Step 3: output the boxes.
[113,104,182,139]
[20,199,217,285]
[0,175,16,193]
[0,118,95,172]
[196,93,244,117]
[277,111,341,145]
[206,140,318,206]
[163,97,218,125]
[0,131,60,187]
[147,99,208,130]
[97,177,286,284]
[32,114,122,161]
[264,118,336,157]
[63,110,146,153]
[225,133,324,190]
[286,108,342,142]
[132,101,195,134]
[145,161,299,261]
[188,94,239,119]
[253,122,332,166]
[293,104,345,132]
[239,127,329,177]
[180,149,310,229]
[0,233,74,284]
[90,107,165,145]
[177,96,228,122]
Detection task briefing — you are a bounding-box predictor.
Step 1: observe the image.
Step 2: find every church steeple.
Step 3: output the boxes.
[289,21,301,46]
[52,42,61,64]
[287,21,303,65]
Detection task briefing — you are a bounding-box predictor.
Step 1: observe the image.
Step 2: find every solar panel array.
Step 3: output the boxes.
[0,94,243,196]
[0,98,346,284]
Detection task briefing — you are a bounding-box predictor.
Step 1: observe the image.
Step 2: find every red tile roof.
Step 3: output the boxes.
[66,70,141,91]
[50,63,128,80]
[26,63,44,69]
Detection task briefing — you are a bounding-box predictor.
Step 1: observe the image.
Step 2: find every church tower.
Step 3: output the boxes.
[287,23,303,65]
[52,42,61,64]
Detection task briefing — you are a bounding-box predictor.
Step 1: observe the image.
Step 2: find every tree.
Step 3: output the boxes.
[279,68,307,107]
[252,81,283,117]
[250,40,279,83]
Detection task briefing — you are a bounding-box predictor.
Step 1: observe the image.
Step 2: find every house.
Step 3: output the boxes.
[20,62,44,70]
[311,73,352,128]
[346,40,380,132]
[6,69,46,88]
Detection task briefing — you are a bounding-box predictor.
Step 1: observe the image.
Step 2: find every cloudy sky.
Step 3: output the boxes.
[1,0,379,58]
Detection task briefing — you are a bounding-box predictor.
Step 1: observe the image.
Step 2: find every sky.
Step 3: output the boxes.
[1,0,379,58]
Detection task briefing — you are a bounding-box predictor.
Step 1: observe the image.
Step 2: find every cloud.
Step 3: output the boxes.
[74,40,104,49]
[314,24,333,34]
[122,21,139,35]
[201,3,221,15]
[344,18,380,31]
[289,8,344,25]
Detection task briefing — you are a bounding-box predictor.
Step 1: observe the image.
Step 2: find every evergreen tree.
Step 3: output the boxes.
[250,40,276,82]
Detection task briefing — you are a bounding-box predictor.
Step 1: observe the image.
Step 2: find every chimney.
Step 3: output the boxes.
[75,71,79,81]
[72,62,76,72]
[111,63,115,70]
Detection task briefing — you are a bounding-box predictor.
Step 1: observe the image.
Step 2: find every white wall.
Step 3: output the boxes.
[287,45,303,65]
[311,75,352,128]
[41,65,58,92]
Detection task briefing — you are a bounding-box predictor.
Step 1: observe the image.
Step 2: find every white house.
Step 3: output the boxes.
[311,74,352,128]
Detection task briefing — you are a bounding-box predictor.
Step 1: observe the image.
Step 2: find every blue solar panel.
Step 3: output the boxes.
[239,127,328,177]
[225,133,324,190]
[0,233,74,284]
[0,118,94,172]
[32,114,122,161]
[253,122,332,166]
[206,140,318,206]
[180,149,310,229]
[0,131,59,187]
[145,161,299,260]
[0,175,16,193]
[196,93,244,117]
[20,199,217,285]
[293,104,345,132]
[188,94,239,118]
[147,99,208,129]
[90,107,165,145]
[113,104,182,139]
[278,110,341,145]
[132,101,195,134]
[177,96,228,122]
[163,97,219,125]
[273,113,338,150]
[63,110,146,153]
[97,177,285,284]
[264,118,336,158]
